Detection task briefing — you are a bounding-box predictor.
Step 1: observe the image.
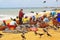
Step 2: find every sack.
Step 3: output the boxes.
[30,27,38,31]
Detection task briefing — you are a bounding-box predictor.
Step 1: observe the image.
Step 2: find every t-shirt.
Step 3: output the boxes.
[50,11,56,16]
[32,16,35,21]
[19,11,24,18]
[43,18,49,22]
[22,18,29,23]
[35,14,40,19]
[10,21,16,25]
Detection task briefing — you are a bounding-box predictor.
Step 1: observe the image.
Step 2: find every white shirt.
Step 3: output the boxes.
[10,21,16,25]
[43,18,49,22]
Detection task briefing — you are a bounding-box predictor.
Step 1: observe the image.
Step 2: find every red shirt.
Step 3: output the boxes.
[19,11,24,18]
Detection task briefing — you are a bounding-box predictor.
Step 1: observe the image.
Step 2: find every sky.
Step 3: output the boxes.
[0,0,60,8]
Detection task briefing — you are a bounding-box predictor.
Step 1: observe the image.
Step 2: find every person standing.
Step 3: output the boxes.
[19,9,24,24]
[50,11,56,17]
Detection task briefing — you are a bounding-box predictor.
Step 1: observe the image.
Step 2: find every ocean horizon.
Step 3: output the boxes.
[0,7,60,21]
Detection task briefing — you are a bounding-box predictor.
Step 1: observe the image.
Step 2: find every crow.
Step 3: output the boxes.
[21,34,26,40]
[34,31,44,37]
[47,33,52,37]
[0,34,3,38]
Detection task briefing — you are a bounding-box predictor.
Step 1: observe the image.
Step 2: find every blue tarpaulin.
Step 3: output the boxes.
[57,13,60,22]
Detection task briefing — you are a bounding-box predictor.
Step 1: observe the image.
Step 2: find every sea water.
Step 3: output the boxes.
[0,7,60,21]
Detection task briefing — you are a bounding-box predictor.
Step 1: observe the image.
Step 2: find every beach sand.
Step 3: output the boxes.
[0,28,60,40]
[0,10,60,40]
[0,21,60,40]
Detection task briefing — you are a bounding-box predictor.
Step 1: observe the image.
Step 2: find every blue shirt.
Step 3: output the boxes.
[43,18,49,22]
[51,11,56,17]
